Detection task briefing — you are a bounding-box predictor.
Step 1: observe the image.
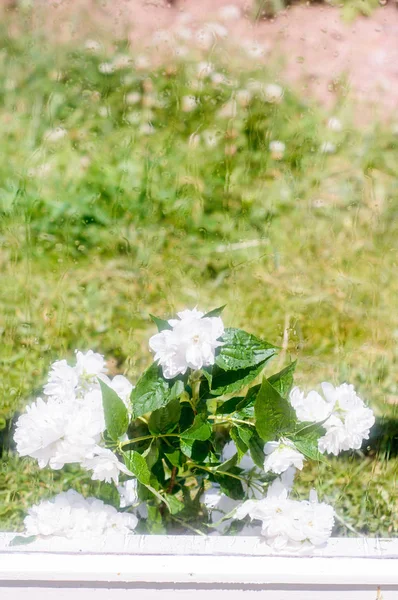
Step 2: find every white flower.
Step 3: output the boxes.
[82,447,132,485]
[205,22,228,39]
[125,92,141,105]
[23,490,138,539]
[75,350,107,383]
[236,89,252,107]
[44,350,107,400]
[181,95,197,112]
[195,28,213,50]
[264,83,284,103]
[236,479,334,551]
[263,439,305,474]
[289,386,332,422]
[118,479,139,508]
[84,39,101,52]
[98,62,114,75]
[197,61,213,79]
[140,123,155,135]
[13,394,104,469]
[289,383,375,456]
[218,100,237,119]
[327,117,342,132]
[44,127,67,143]
[219,4,241,21]
[203,130,220,147]
[243,40,268,59]
[269,140,285,160]
[43,360,78,401]
[320,141,336,154]
[135,55,150,71]
[149,308,224,379]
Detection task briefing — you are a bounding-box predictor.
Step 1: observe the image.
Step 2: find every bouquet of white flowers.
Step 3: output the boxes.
[13,307,375,551]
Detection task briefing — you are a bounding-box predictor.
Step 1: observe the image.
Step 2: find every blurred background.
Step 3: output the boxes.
[0,0,397,535]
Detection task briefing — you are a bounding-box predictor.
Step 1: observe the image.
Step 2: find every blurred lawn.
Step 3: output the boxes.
[0,10,397,535]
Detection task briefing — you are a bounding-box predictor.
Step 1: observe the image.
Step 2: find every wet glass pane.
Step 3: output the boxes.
[0,0,396,545]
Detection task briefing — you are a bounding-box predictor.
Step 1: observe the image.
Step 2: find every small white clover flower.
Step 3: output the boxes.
[264,83,284,103]
[44,127,67,143]
[197,61,213,79]
[243,40,268,60]
[149,308,224,379]
[263,439,305,474]
[320,141,336,154]
[327,117,342,132]
[181,95,197,112]
[218,100,237,119]
[139,122,155,135]
[219,4,241,21]
[269,140,285,160]
[236,89,252,107]
[195,28,213,50]
[98,62,114,75]
[23,490,138,539]
[125,92,141,105]
[84,39,101,52]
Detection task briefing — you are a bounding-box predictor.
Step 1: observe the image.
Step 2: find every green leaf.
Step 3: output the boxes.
[146,484,171,511]
[248,430,266,468]
[164,494,185,515]
[215,396,244,415]
[254,377,296,442]
[215,328,277,371]
[148,397,181,435]
[290,422,328,463]
[181,415,212,441]
[213,470,245,500]
[292,437,327,463]
[124,450,151,485]
[146,504,166,534]
[230,427,249,462]
[180,439,210,462]
[98,379,129,441]
[236,424,254,447]
[268,361,297,398]
[210,361,267,396]
[96,482,121,508]
[142,443,159,469]
[131,363,184,418]
[203,305,226,318]
[150,313,172,332]
[215,452,238,472]
[9,535,37,547]
[164,449,184,468]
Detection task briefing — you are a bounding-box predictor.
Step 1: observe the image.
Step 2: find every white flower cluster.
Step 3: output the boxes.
[236,475,335,551]
[14,350,134,484]
[149,308,224,379]
[23,490,138,539]
[289,382,375,456]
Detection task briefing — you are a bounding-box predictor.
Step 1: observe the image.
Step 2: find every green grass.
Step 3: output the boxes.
[0,11,397,535]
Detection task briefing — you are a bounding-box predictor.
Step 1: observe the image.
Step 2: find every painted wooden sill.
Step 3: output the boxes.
[1,534,398,599]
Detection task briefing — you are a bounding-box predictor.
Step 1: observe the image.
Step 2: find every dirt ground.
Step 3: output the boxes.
[37,1,398,117]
